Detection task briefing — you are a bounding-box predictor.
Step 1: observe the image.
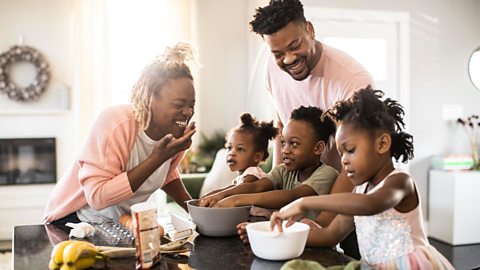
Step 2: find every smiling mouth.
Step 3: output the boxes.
[174,120,188,127]
[283,157,293,165]
[286,59,305,74]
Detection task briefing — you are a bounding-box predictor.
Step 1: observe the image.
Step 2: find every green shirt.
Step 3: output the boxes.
[266,163,338,195]
[265,163,338,219]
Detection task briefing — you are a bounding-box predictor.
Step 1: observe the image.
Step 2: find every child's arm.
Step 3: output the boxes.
[213,184,317,209]
[198,177,274,207]
[272,172,416,224]
[200,184,235,198]
[305,214,355,247]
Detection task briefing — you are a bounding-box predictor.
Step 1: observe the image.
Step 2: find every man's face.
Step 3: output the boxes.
[263,21,318,81]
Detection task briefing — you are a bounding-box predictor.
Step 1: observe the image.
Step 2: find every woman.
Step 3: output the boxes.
[43,43,197,224]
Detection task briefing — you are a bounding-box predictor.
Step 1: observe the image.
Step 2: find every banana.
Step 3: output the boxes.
[72,256,97,270]
[62,241,102,266]
[59,264,74,270]
[49,258,61,270]
[50,240,76,267]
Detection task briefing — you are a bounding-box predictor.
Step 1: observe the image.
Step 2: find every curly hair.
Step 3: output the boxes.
[228,113,278,161]
[130,43,197,131]
[324,86,414,163]
[249,0,306,35]
[290,106,336,144]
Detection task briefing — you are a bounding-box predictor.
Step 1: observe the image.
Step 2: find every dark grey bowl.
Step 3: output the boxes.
[186,199,251,237]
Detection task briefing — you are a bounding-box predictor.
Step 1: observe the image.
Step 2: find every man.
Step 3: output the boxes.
[249,0,374,259]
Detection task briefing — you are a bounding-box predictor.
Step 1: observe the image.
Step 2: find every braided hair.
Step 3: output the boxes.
[324,86,414,163]
[290,106,336,144]
[130,43,197,131]
[250,0,306,35]
[229,113,278,161]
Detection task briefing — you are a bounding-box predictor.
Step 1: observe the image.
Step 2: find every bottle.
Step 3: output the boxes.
[131,202,161,269]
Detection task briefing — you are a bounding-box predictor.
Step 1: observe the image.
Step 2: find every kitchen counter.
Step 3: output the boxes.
[13,224,353,269]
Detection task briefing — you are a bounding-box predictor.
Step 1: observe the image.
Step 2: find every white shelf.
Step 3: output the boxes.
[428,170,480,245]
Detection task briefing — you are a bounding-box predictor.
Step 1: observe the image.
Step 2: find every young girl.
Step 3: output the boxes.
[43,43,197,224]
[270,87,454,269]
[201,112,278,199]
[199,106,338,221]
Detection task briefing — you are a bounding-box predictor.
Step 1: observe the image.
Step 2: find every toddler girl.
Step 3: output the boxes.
[201,113,277,205]
[270,87,454,269]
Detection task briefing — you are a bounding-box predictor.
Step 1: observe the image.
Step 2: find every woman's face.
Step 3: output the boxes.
[147,78,195,140]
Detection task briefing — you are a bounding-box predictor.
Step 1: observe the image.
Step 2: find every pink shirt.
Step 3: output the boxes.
[266,44,374,124]
[43,105,183,222]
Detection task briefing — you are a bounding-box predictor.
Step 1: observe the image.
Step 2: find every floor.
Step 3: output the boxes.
[429,237,480,270]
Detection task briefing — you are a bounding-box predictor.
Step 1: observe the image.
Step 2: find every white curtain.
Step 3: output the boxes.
[71,0,196,146]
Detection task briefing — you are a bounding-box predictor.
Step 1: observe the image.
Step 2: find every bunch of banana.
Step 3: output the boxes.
[49,240,106,270]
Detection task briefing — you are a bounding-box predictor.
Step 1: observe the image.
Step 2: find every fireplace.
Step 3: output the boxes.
[0,138,56,185]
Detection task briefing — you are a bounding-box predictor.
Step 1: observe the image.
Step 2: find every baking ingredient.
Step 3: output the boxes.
[119,214,165,237]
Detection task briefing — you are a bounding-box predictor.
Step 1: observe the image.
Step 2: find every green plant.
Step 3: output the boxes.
[457,114,480,170]
[194,130,227,171]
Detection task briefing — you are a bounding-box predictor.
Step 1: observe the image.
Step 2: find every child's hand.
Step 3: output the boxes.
[236,222,250,245]
[213,196,238,208]
[270,198,305,232]
[300,218,323,230]
[198,194,221,207]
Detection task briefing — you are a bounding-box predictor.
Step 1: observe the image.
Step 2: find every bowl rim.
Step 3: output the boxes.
[246,220,309,235]
[186,199,252,210]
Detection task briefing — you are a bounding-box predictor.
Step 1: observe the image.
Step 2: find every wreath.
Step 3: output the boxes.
[0,45,50,102]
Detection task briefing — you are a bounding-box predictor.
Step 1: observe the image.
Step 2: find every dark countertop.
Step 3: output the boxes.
[13,224,352,269]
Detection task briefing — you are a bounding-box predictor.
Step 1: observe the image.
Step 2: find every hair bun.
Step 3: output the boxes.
[161,42,197,68]
[240,113,257,126]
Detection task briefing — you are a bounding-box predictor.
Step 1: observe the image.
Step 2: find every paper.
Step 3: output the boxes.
[65,222,96,238]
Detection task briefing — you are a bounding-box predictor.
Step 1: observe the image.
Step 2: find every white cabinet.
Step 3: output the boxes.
[0,184,54,240]
[428,170,480,245]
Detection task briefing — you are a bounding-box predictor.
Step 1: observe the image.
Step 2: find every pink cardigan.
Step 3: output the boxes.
[43,104,183,222]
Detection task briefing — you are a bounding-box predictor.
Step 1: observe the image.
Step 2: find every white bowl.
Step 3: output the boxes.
[246,221,309,260]
[186,199,251,237]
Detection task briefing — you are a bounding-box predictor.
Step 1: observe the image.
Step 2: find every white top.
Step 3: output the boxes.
[77,131,171,222]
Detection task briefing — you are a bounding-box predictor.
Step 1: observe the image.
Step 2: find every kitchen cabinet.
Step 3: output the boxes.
[428,170,480,245]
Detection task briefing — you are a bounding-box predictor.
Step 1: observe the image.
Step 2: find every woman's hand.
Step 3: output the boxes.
[151,122,196,165]
[269,198,305,232]
[236,222,250,245]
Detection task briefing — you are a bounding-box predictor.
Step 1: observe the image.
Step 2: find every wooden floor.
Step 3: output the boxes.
[429,237,480,270]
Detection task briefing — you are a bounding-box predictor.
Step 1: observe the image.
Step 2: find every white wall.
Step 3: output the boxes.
[0,0,76,173]
[0,0,76,239]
